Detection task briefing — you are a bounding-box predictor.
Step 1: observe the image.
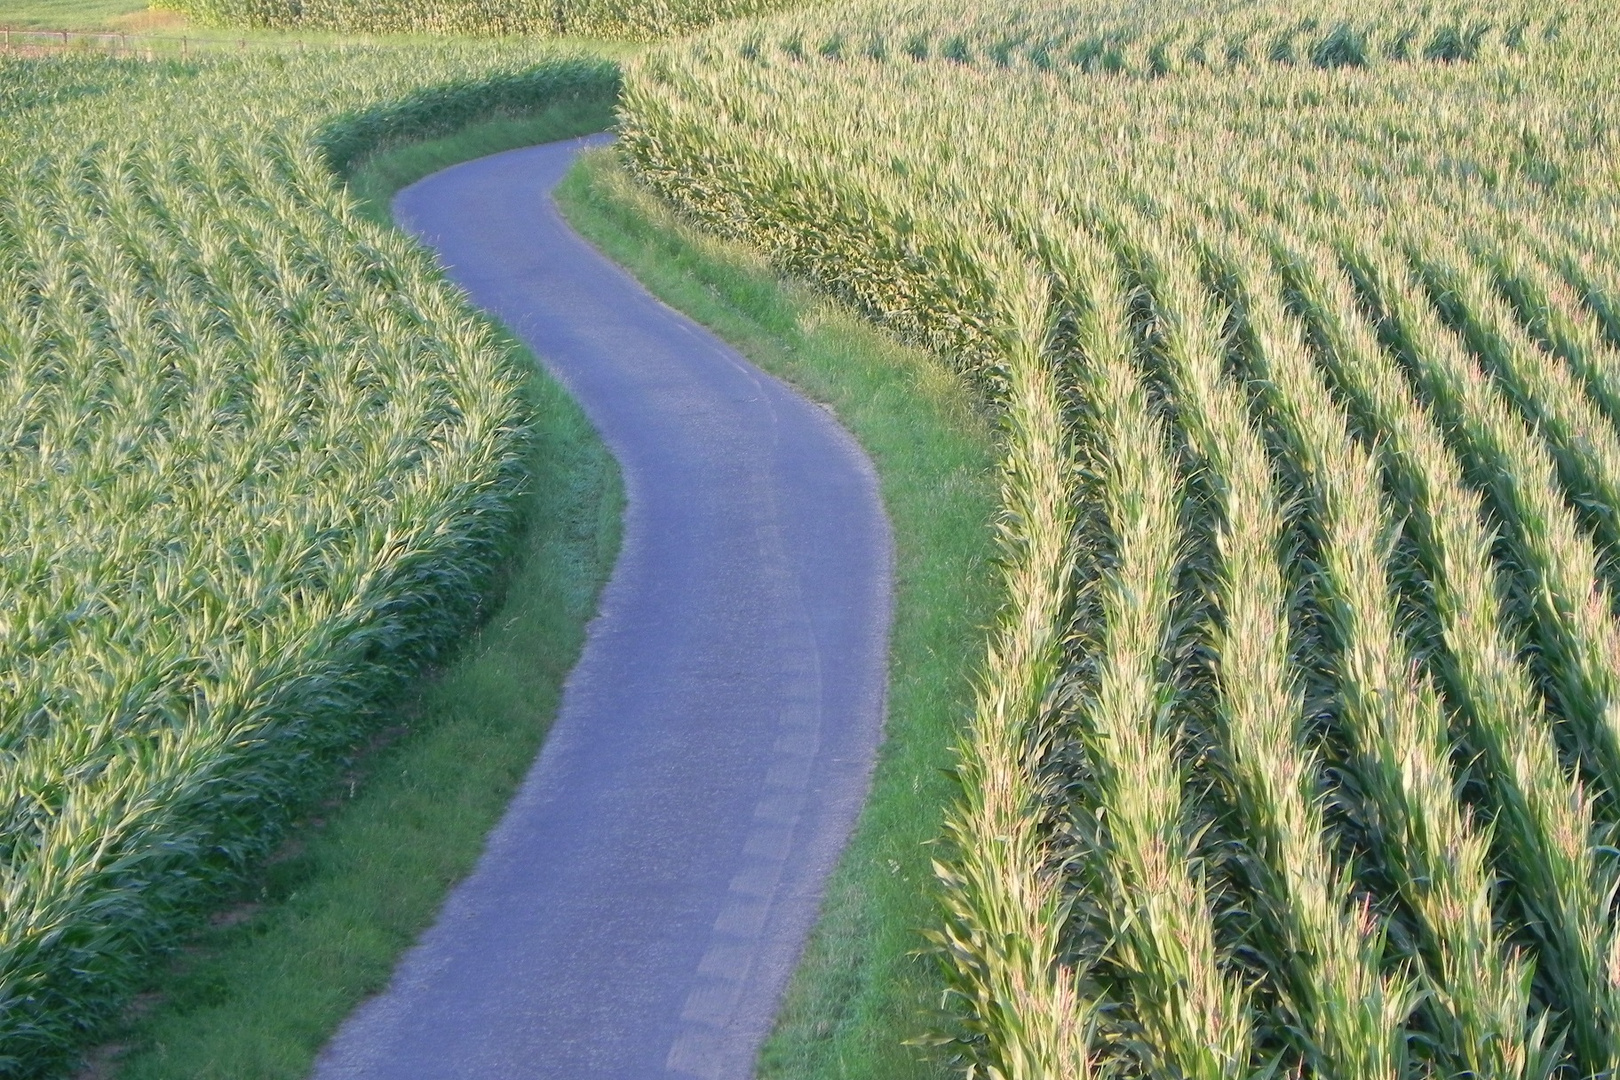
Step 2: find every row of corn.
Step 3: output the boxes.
[0,46,615,1075]
[166,0,800,41]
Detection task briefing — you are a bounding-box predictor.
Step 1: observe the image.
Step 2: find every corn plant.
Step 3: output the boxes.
[0,44,615,1076]
[613,0,1620,1071]
[932,260,1095,1080]
[1271,236,1620,1075]
[1046,224,1254,1080]
[1184,223,1541,1080]
[1112,221,1411,1080]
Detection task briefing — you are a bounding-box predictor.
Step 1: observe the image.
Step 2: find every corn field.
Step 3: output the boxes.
[167,0,802,42]
[617,0,1620,1074]
[0,45,615,1076]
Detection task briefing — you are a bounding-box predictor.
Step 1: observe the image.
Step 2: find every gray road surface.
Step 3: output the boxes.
[310,137,893,1079]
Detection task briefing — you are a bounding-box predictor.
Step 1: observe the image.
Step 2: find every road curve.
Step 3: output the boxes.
[311,137,893,1079]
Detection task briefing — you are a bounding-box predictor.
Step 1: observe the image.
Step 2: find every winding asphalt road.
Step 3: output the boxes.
[311,136,893,1079]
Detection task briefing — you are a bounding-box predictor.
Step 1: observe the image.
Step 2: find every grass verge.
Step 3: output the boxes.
[0,0,153,32]
[345,96,620,228]
[556,148,999,1080]
[86,121,624,1080]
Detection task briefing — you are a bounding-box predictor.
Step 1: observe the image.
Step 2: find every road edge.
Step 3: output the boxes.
[555,148,999,1080]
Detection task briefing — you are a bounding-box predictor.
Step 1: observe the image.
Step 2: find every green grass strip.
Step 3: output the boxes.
[0,0,150,31]
[555,148,999,1080]
[345,96,622,227]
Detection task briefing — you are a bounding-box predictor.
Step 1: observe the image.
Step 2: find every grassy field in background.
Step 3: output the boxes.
[557,149,999,1080]
[0,1,639,47]
[0,0,422,36]
[0,1,164,30]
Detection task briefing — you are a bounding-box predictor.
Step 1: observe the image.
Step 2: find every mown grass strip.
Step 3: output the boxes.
[0,1,151,31]
[554,148,1000,1080]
